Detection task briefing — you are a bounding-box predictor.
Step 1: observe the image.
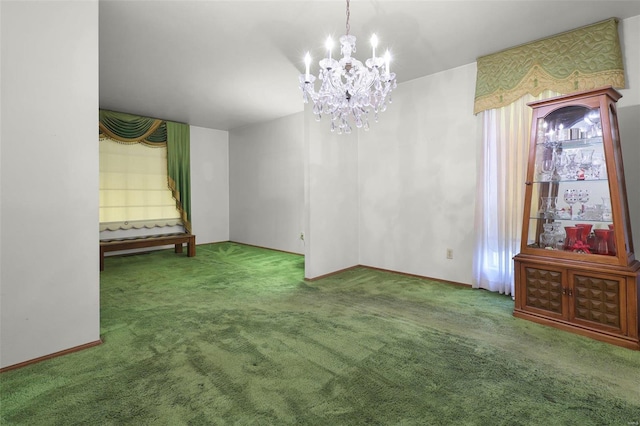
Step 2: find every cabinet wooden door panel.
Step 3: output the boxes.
[522,264,565,319]
[569,271,626,334]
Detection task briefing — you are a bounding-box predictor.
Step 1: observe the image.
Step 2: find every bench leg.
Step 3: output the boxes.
[187,236,196,257]
[175,243,183,254]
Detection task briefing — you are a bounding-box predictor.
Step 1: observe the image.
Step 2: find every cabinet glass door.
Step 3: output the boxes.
[526,105,615,257]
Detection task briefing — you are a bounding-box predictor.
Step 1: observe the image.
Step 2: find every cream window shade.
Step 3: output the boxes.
[99,138,182,232]
[474,18,624,114]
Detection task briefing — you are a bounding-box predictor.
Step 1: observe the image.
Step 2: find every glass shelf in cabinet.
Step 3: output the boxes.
[536,136,603,147]
[558,137,603,149]
[532,177,608,184]
[525,243,615,256]
[528,216,613,224]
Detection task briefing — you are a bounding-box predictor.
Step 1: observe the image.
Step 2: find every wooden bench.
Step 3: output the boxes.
[100,233,195,271]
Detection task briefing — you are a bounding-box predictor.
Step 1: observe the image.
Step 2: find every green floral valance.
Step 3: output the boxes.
[474,18,625,114]
[99,110,167,145]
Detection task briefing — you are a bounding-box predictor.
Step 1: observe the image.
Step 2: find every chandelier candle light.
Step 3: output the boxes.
[299,0,397,134]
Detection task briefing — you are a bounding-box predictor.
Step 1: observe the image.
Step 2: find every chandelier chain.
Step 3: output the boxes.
[345,0,350,35]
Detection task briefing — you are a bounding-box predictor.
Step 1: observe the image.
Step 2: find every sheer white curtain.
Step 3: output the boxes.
[472,91,560,296]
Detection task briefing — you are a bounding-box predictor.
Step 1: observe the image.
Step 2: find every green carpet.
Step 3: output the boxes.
[1,242,639,425]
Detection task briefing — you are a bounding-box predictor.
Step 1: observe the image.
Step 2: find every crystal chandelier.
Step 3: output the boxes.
[298,0,397,134]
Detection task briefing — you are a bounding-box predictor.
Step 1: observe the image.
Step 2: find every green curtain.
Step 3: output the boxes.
[474,18,625,114]
[99,109,192,234]
[167,122,192,234]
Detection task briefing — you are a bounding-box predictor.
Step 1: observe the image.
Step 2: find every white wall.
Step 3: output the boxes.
[229,113,305,254]
[618,15,640,109]
[225,15,639,285]
[618,105,640,254]
[617,15,640,255]
[0,1,100,369]
[304,106,360,279]
[358,64,478,285]
[355,16,639,284]
[190,125,229,244]
[227,105,360,279]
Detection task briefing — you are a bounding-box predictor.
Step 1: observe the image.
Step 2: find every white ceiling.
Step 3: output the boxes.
[99,1,640,131]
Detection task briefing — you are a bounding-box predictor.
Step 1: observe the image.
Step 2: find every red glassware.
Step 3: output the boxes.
[575,224,592,243]
[607,224,616,255]
[594,229,612,255]
[564,226,581,251]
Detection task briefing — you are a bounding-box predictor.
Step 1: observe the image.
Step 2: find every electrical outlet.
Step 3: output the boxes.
[446,248,453,259]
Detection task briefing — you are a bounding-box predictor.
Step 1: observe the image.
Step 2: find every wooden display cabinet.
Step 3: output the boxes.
[513,87,640,350]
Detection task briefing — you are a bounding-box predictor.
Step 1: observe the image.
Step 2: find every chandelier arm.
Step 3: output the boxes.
[350,73,377,97]
[344,70,379,103]
[322,69,348,102]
